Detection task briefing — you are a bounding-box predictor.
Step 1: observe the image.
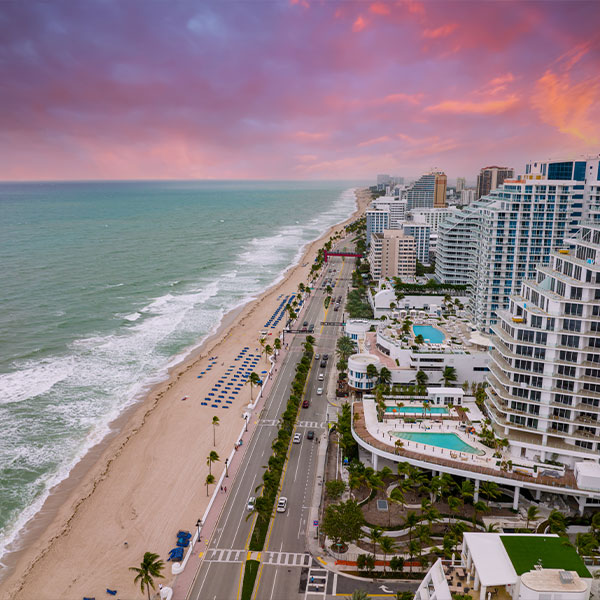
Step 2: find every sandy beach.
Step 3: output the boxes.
[1,188,371,600]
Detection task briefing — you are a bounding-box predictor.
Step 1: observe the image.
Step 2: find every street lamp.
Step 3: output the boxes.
[244,414,249,432]
[225,458,229,478]
[196,519,202,543]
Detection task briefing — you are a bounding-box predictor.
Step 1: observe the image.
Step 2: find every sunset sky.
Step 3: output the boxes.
[1,0,599,182]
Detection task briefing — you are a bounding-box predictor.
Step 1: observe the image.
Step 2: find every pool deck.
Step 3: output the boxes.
[352,400,579,492]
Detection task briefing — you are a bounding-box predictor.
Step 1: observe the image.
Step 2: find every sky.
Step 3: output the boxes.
[1,0,600,182]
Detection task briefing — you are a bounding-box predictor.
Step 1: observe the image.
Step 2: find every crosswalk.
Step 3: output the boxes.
[305,566,328,597]
[259,419,279,427]
[297,421,326,428]
[262,551,311,567]
[204,548,311,567]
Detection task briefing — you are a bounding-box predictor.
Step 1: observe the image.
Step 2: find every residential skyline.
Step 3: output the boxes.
[1,1,599,181]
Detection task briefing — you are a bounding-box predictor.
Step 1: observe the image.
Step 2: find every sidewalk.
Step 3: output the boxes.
[170,340,293,599]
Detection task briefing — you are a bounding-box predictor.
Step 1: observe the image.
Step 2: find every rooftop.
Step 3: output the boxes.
[521,569,588,593]
[500,535,591,578]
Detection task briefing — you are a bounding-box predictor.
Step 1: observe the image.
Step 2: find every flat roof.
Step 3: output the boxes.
[500,535,591,578]
[463,533,517,586]
[427,387,464,395]
[521,569,587,593]
[575,461,600,476]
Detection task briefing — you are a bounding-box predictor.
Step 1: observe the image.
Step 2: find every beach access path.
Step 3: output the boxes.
[4,189,371,600]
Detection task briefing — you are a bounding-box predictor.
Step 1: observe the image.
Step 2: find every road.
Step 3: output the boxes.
[186,243,352,600]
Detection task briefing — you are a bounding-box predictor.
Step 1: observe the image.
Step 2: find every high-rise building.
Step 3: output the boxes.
[377,174,392,186]
[366,207,390,247]
[406,173,436,210]
[434,172,447,208]
[486,222,600,472]
[435,201,484,285]
[456,177,466,193]
[469,157,598,331]
[476,165,514,200]
[460,189,476,205]
[369,230,416,279]
[401,222,431,265]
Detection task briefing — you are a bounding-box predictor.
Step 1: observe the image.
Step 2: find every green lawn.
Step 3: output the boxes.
[241,559,260,600]
[500,535,591,578]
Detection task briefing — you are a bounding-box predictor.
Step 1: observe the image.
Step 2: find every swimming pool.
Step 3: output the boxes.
[385,406,449,415]
[392,431,484,455]
[413,325,445,344]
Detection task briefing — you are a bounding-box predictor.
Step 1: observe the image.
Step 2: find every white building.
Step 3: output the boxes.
[487,222,600,470]
[366,207,390,247]
[410,207,458,232]
[402,222,431,265]
[456,177,466,193]
[347,353,381,391]
[461,189,477,205]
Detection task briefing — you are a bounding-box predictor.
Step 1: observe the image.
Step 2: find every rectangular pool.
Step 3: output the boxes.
[392,431,484,455]
[413,325,445,344]
[385,406,449,415]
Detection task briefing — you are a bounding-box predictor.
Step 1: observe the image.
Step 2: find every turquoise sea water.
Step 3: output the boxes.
[393,432,484,455]
[413,325,445,343]
[0,180,359,560]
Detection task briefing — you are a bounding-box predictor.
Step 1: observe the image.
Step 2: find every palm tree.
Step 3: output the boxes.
[379,536,396,574]
[379,367,392,386]
[258,336,266,351]
[480,481,500,502]
[447,496,463,524]
[415,334,425,345]
[394,439,404,455]
[366,363,378,383]
[442,366,458,386]
[389,487,406,514]
[337,358,348,374]
[407,539,421,573]
[336,336,355,361]
[246,371,261,400]
[460,480,474,504]
[273,338,281,356]
[526,505,540,530]
[548,509,567,535]
[472,500,489,526]
[130,552,165,600]
[264,344,273,364]
[368,526,383,556]
[416,370,428,388]
[207,450,220,475]
[306,335,316,346]
[205,473,215,496]
[404,511,420,545]
[211,415,220,447]
[326,284,333,295]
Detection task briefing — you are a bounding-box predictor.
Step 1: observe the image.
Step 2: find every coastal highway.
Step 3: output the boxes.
[186,243,353,600]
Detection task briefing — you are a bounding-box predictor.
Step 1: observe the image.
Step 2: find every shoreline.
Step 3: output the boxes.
[2,187,371,599]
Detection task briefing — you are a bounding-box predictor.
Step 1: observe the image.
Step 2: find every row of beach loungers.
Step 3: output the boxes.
[168,530,192,562]
[198,348,265,409]
[264,294,295,329]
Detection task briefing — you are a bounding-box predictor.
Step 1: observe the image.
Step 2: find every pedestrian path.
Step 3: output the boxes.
[204,548,246,563]
[262,551,311,567]
[297,420,326,429]
[304,566,328,598]
[203,548,311,567]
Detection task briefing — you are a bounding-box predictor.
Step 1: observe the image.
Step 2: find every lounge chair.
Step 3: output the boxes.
[176,539,189,547]
[178,531,191,538]
[106,590,117,596]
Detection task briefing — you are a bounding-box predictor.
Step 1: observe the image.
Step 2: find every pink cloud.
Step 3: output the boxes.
[358,136,391,147]
[369,2,391,16]
[377,93,423,106]
[422,23,458,39]
[353,15,367,32]
[425,96,519,115]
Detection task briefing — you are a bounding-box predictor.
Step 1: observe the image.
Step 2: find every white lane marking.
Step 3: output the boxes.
[269,568,279,600]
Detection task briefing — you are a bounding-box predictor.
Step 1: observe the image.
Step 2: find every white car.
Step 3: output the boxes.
[277,497,288,513]
[293,433,301,444]
[316,387,323,395]
[247,496,256,511]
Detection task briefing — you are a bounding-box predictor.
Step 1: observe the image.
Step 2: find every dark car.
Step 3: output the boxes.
[334,306,339,311]
[323,354,329,360]
[302,399,310,408]
[308,324,315,332]
[320,360,327,368]
[307,431,315,440]
[303,321,308,327]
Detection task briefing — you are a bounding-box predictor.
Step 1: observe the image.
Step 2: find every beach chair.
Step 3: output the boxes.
[176,538,189,547]
[106,590,117,596]
[83,597,95,600]
[201,402,207,406]
[177,530,191,539]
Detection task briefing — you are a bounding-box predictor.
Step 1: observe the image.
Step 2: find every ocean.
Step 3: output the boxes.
[0,179,358,561]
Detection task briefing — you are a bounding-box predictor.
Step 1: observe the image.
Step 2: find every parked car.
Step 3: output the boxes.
[293,433,301,443]
[307,431,315,440]
[277,497,288,513]
[247,497,256,511]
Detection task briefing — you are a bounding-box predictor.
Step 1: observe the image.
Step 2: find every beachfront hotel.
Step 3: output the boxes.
[435,155,600,332]
[416,534,592,600]
[487,222,600,471]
